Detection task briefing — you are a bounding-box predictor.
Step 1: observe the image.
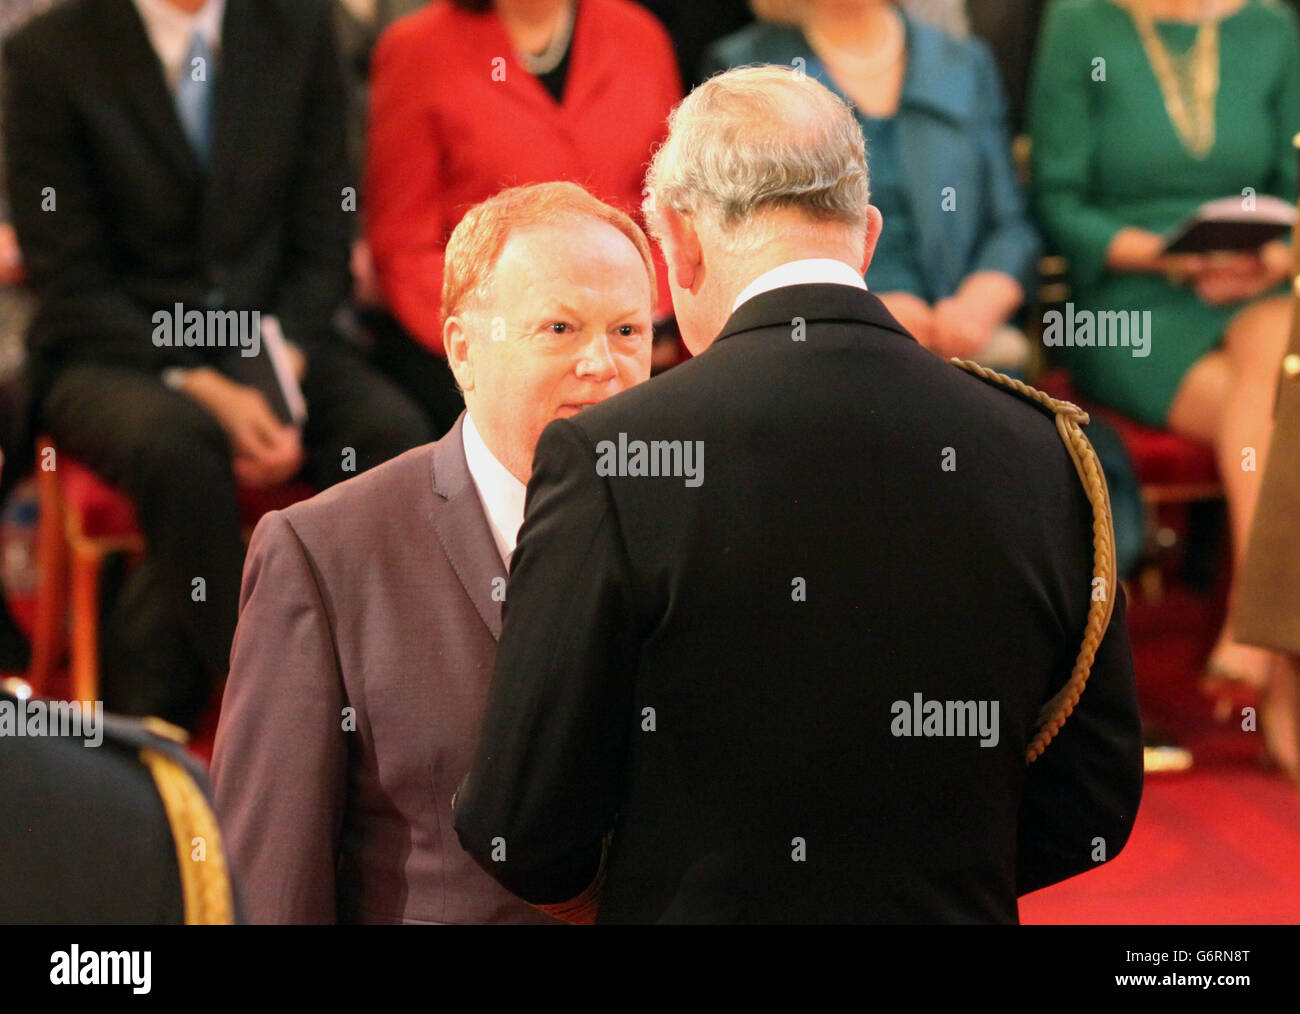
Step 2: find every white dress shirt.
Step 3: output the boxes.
[731,258,869,314]
[132,0,225,90]
[462,413,527,566]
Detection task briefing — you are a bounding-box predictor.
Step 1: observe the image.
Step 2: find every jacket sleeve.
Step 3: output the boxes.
[1027,0,1129,293]
[453,419,641,916]
[1016,581,1144,895]
[363,17,448,355]
[1266,2,1300,203]
[1,30,203,372]
[271,0,351,352]
[210,511,349,924]
[967,37,1041,296]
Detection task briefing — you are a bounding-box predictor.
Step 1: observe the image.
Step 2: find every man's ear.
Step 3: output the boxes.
[860,205,884,276]
[659,206,703,291]
[444,315,473,394]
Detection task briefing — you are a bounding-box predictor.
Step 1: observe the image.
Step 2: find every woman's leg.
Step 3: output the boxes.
[1167,294,1292,690]
[1264,653,1300,781]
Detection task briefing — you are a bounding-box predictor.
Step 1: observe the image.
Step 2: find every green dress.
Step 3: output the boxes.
[1029,0,1300,426]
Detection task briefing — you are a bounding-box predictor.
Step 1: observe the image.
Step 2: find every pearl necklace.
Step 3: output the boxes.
[516,1,576,77]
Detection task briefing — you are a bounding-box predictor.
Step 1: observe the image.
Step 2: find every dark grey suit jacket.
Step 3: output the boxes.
[211,414,558,924]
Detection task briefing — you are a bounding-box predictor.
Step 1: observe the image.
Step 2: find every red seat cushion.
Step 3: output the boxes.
[60,458,315,540]
[1035,369,1219,487]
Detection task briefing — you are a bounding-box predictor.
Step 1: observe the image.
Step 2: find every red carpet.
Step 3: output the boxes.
[1022,767,1300,923]
[10,545,1300,924]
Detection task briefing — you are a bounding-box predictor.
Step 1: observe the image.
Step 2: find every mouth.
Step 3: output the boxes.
[556,401,600,417]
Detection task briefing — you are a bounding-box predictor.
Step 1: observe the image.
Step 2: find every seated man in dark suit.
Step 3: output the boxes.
[2,0,429,728]
[211,182,655,923]
[454,66,1144,923]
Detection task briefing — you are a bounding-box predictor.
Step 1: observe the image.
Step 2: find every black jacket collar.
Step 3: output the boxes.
[714,283,916,346]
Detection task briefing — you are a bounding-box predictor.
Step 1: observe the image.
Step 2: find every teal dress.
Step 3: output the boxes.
[857,115,931,298]
[1029,0,1300,426]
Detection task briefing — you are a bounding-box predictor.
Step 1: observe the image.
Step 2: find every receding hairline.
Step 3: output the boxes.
[641,75,869,254]
[443,181,658,322]
[692,66,842,126]
[460,213,655,318]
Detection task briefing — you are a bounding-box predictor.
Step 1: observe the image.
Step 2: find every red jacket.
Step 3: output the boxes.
[365,0,681,355]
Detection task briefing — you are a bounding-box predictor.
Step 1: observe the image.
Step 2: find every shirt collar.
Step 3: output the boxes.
[731,258,868,313]
[132,0,226,88]
[461,412,527,566]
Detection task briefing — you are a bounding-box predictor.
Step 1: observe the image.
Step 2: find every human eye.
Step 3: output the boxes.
[538,321,580,342]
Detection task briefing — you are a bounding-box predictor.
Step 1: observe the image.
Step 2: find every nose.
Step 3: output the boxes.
[574,332,618,383]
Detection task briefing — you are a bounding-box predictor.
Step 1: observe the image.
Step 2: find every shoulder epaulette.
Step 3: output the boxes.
[0,682,234,924]
[129,716,235,925]
[949,359,1119,765]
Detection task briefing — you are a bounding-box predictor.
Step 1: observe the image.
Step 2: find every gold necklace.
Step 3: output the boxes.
[1127,0,1220,159]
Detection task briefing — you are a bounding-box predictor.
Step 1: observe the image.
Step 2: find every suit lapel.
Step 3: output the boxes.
[207,0,259,188]
[430,414,508,641]
[552,0,600,112]
[200,0,261,227]
[97,0,202,183]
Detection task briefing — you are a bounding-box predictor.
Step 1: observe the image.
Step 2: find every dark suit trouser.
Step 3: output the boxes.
[39,344,431,728]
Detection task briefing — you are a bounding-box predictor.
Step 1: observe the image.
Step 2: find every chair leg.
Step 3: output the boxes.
[70,543,101,706]
[30,441,69,694]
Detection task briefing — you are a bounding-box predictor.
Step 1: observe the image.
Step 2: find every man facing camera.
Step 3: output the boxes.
[454,67,1144,924]
[210,182,655,923]
[2,0,430,728]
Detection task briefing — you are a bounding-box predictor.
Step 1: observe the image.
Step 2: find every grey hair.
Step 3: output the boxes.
[644,65,870,241]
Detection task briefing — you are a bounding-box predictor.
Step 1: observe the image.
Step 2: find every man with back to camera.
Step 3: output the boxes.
[453,66,1144,924]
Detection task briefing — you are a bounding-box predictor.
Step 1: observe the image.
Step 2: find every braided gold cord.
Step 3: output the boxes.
[949,359,1119,765]
[139,747,236,924]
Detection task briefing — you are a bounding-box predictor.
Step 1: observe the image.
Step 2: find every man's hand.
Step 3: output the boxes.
[175,368,304,488]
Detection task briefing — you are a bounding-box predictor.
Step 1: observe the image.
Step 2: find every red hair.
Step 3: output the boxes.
[442,181,657,323]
